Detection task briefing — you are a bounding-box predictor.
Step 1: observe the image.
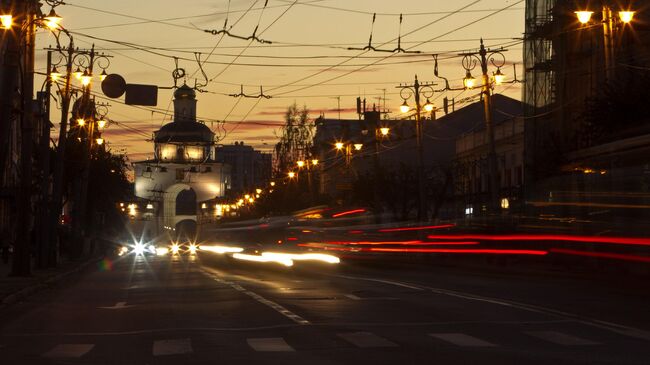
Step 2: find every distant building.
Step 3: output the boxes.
[215,142,272,196]
[132,84,230,235]
[453,96,524,216]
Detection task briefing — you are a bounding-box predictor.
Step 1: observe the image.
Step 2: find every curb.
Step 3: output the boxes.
[0,257,103,309]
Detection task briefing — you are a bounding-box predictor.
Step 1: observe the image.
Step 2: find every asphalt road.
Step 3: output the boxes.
[0,252,649,364]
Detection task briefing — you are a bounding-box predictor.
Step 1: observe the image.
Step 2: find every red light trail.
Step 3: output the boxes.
[378,224,456,232]
[426,234,650,246]
[332,209,366,218]
[550,248,650,263]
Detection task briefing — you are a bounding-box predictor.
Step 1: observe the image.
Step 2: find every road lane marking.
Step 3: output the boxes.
[153,338,193,356]
[335,274,650,341]
[344,294,397,301]
[525,331,600,346]
[334,275,424,291]
[247,338,295,352]
[98,301,133,309]
[345,294,361,300]
[204,271,310,325]
[338,332,398,348]
[42,344,94,358]
[429,333,497,347]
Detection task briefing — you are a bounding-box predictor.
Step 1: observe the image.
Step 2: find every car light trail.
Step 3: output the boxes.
[261,252,340,264]
[332,209,366,218]
[550,248,650,263]
[319,240,480,246]
[155,247,169,256]
[364,248,548,255]
[232,253,294,267]
[200,245,244,254]
[425,234,650,246]
[378,224,456,232]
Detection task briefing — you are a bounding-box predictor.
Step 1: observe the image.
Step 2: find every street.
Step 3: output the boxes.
[1,252,648,365]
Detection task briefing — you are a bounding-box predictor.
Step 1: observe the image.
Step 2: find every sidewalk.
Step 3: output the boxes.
[0,256,101,308]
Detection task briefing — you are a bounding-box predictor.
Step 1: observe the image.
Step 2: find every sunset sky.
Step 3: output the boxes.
[36,0,525,162]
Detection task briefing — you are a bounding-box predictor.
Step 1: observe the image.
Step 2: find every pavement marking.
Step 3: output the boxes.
[336,274,650,342]
[429,333,497,347]
[338,332,398,348]
[334,274,424,291]
[344,294,397,301]
[525,331,600,346]
[153,338,193,356]
[98,301,134,310]
[247,337,295,352]
[42,344,94,358]
[204,271,310,325]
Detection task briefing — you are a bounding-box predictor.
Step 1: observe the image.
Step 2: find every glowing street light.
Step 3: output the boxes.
[380,127,390,136]
[297,160,305,168]
[619,11,635,24]
[493,68,505,85]
[335,142,344,150]
[311,159,319,166]
[80,70,92,86]
[270,181,276,187]
[353,143,363,151]
[44,8,62,30]
[73,67,83,80]
[76,118,86,126]
[400,100,410,113]
[95,138,104,145]
[288,171,296,179]
[256,188,262,194]
[575,11,593,24]
[97,119,107,129]
[423,98,434,112]
[463,71,476,89]
[1,14,12,30]
[100,69,108,81]
[50,66,62,82]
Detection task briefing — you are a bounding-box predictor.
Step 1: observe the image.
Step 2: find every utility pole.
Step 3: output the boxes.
[48,42,74,267]
[397,76,435,221]
[36,50,53,268]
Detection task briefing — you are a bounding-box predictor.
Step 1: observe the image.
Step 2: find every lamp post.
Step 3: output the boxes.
[47,40,111,262]
[574,6,636,81]
[397,76,435,221]
[459,39,508,214]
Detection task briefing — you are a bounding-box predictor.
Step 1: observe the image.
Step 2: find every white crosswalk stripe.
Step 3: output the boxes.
[525,331,600,346]
[338,332,398,348]
[153,338,193,356]
[247,337,295,352]
[429,333,497,347]
[42,344,94,358]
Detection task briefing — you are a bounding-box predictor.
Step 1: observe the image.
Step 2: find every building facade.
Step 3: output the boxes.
[215,142,272,196]
[523,0,650,230]
[132,85,230,235]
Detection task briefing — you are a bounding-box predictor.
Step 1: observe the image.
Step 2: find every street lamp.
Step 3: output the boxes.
[97,119,107,129]
[379,127,390,136]
[43,8,62,30]
[619,11,635,24]
[575,11,594,24]
[297,160,305,168]
[459,39,509,213]
[335,142,344,150]
[353,143,363,151]
[400,100,410,114]
[95,138,104,146]
[311,159,319,166]
[288,171,296,179]
[1,14,12,29]
[397,75,437,221]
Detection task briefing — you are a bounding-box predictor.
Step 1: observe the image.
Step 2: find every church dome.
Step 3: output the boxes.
[154,121,214,143]
[174,84,196,99]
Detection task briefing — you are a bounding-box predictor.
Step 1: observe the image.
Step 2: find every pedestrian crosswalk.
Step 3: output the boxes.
[26,329,609,360]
